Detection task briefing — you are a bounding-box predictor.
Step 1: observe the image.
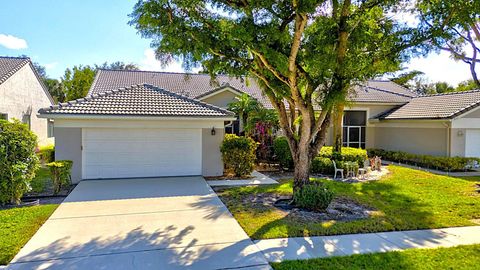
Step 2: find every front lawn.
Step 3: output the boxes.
[0,204,58,265]
[271,244,480,270]
[29,167,52,194]
[217,165,480,239]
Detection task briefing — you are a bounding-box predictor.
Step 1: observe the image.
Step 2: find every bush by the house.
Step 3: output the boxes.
[273,137,294,169]
[220,134,257,177]
[294,182,334,212]
[46,160,73,195]
[0,119,39,205]
[367,148,480,172]
[37,144,55,163]
[318,146,368,165]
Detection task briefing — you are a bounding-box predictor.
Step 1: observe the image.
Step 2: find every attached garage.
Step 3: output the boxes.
[39,84,235,183]
[82,128,202,179]
[465,129,480,158]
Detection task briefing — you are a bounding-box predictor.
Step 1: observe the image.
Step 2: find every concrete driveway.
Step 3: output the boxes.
[9,177,270,270]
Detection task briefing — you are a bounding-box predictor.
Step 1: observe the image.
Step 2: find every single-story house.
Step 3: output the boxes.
[38,69,480,183]
[0,56,54,145]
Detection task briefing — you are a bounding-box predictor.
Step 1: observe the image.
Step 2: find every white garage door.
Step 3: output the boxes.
[465,129,480,158]
[82,128,202,179]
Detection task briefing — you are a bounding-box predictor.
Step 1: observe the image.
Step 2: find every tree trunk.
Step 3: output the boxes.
[292,144,312,193]
[332,104,344,153]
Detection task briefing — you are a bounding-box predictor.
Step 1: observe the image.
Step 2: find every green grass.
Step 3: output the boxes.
[29,167,52,194]
[271,244,480,270]
[217,165,480,239]
[0,204,58,265]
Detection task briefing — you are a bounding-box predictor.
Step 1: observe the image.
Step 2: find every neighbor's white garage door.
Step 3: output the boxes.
[465,129,480,158]
[82,128,202,179]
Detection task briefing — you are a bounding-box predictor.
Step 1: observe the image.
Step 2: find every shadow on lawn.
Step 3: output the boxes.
[246,179,452,262]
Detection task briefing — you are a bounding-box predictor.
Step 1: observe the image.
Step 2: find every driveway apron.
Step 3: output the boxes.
[8,177,270,270]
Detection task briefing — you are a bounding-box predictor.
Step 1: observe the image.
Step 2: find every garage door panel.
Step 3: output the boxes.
[83,128,202,179]
[465,130,480,158]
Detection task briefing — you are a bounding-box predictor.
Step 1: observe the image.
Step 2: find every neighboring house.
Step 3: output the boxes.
[0,56,54,146]
[38,69,480,183]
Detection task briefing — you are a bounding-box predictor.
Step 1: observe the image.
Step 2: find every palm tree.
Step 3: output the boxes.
[227,93,260,133]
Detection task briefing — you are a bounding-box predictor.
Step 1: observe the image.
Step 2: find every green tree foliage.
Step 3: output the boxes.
[0,119,39,205]
[43,78,65,103]
[130,0,426,191]
[391,70,425,87]
[61,65,96,101]
[227,93,260,132]
[417,0,480,87]
[46,160,73,195]
[95,61,140,70]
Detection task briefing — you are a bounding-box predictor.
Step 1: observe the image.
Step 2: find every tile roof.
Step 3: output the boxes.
[351,82,415,103]
[39,84,235,118]
[378,90,480,120]
[89,70,414,108]
[0,56,30,85]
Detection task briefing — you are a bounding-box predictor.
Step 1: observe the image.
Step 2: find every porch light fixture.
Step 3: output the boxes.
[211,127,216,136]
[457,130,464,137]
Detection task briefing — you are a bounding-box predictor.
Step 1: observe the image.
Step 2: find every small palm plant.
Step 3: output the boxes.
[227,93,260,132]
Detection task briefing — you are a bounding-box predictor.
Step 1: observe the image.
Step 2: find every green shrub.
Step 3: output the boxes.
[294,182,335,212]
[220,134,257,177]
[273,137,294,169]
[37,144,55,163]
[311,157,334,174]
[46,160,73,195]
[367,148,480,172]
[0,119,39,205]
[318,146,367,165]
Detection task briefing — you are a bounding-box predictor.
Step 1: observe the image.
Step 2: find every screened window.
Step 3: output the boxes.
[48,120,54,138]
[343,111,366,149]
[0,113,7,120]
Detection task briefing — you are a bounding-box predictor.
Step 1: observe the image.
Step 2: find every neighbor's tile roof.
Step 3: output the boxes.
[351,81,415,103]
[378,90,480,120]
[89,70,414,107]
[0,56,30,85]
[90,69,273,108]
[39,84,234,118]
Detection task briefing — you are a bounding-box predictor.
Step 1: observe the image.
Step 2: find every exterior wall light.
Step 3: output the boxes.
[211,127,216,136]
[457,130,464,137]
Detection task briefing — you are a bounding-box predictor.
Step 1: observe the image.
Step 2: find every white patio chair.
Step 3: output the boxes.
[332,160,344,179]
[358,160,370,179]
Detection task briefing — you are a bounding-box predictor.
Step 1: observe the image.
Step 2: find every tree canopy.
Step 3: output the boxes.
[417,0,480,86]
[130,0,428,190]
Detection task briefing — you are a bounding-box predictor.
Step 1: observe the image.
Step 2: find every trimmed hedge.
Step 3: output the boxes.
[37,144,55,163]
[273,137,293,169]
[318,146,367,165]
[0,119,39,205]
[46,160,73,195]
[274,137,367,174]
[220,134,257,177]
[367,148,480,172]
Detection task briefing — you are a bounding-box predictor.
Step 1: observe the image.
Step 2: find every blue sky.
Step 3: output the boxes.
[0,0,473,86]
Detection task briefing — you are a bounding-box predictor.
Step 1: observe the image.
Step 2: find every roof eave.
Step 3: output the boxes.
[37,113,236,121]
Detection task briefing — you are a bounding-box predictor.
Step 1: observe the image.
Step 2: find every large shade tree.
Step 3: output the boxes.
[130,0,425,192]
[417,0,480,87]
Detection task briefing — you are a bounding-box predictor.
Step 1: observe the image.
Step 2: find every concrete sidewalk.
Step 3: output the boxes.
[254,226,480,262]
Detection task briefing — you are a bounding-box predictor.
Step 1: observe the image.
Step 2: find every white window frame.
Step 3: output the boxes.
[342,110,367,149]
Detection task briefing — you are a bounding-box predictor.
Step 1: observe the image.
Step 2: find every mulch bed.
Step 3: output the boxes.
[241,192,377,222]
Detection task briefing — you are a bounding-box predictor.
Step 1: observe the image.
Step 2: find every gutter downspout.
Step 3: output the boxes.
[442,121,451,157]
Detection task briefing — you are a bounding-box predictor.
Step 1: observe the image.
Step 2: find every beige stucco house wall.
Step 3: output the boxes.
[201,89,239,109]
[0,64,53,146]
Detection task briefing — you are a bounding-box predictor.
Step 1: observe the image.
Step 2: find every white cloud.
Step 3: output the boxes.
[0,34,28,50]
[405,51,473,86]
[139,48,185,72]
[44,62,58,70]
